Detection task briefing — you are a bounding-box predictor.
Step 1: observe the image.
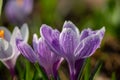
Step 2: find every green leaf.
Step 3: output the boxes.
[89,60,103,80]
[16,56,26,80]
[34,63,48,80]
[25,60,30,80]
[84,58,91,80]
[32,70,43,80]
[0,0,3,16]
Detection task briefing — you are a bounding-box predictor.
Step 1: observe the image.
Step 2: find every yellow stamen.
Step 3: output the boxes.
[0,30,4,39]
[17,0,24,6]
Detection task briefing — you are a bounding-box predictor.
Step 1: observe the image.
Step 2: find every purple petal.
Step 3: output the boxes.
[79,28,92,41]
[37,38,62,78]
[59,28,79,58]
[80,27,105,41]
[16,39,37,63]
[75,34,103,59]
[63,21,79,35]
[40,24,62,55]
[96,27,105,40]
[0,27,11,41]
[67,60,76,80]
[37,38,53,64]
[74,27,105,59]
[37,38,54,76]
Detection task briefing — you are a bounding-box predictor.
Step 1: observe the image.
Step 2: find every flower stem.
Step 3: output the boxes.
[10,68,17,80]
[68,61,75,80]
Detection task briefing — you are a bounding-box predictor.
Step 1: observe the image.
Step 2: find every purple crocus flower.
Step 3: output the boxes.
[5,0,33,25]
[40,21,105,80]
[0,23,29,77]
[16,33,63,79]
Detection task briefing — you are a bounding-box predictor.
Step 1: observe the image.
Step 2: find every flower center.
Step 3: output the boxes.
[16,0,24,6]
[0,30,4,39]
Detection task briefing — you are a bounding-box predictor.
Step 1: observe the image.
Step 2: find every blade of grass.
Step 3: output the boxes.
[79,58,90,80]
[16,57,26,80]
[34,63,48,80]
[84,58,91,80]
[32,69,43,80]
[89,60,103,80]
[25,60,31,80]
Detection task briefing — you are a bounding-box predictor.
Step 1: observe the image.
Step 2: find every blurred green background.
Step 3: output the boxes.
[0,0,120,80]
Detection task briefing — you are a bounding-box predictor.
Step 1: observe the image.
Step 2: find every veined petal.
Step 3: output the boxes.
[80,27,105,41]
[0,27,11,41]
[75,34,103,59]
[40,25,62,55]
[37,38,62,78]
[37,38,54,76]
[63,21,79,36]
[37,38,52,61]
[16,39,37,63]
[20,23,29,42]
[59,28,79,58]
[0,38,13,61]
[79,28,91,41]
[96,27,105,40]
[10,27,22,57]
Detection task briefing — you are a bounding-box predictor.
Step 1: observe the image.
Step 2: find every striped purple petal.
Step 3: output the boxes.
[63,21,79,35]
[37,38,62,78]
[16,39,37,63]
[40,24,62,55]
[75,27,105,59]
[59,28,79,59]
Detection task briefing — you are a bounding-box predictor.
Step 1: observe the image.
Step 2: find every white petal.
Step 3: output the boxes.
[0,38,13,61]
[10,27,22,57]
[20,23,29,42]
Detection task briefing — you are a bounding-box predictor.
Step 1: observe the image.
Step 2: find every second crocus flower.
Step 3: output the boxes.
[16,33,63,79]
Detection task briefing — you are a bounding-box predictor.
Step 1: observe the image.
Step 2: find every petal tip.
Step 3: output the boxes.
[101,26,105,32]
[98,27,105,37]
[21,23,29,31]
[33,33,38,38]
[40,24,50,32]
